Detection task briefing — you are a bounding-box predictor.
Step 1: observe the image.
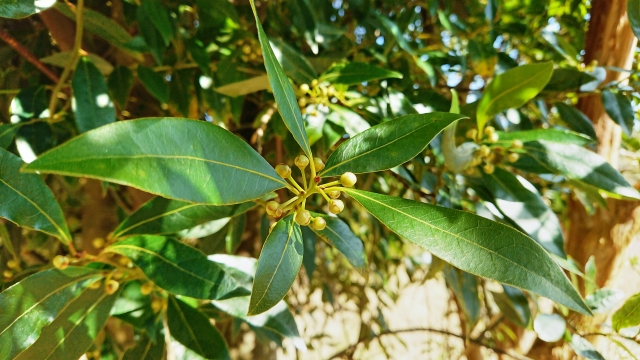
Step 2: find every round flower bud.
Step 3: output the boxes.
[511,139,523,149]
[295,155,309,169]
[298,97,307,107]
[89,280,102,289]
[312,217,326,231]
[340,172,357,187]
[53,255,69,270]
[295,210,311,226]
[478,145,490,157]
[7,259,18,269]
[92,237,105,249]
[313,157,325,171]
[507,153,520,163]
[466,128,478,140]
[483,163,495,174]
[266,201,280,216]
[329,199,345,214]
[311,79,319,88]
[328,190,341,199]
[488,133,499,143]
[3,270,13,278]
[275,164,291,178]
[140,282,154,296]
[242,44,252,54]
[151,298,163,313]
[105,280,120,295]
[483,126,495,136]
[299,84,310,93]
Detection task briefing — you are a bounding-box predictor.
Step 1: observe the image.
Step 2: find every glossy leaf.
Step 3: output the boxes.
[629,0,640,40]
[0,267,103,359]
[23,118,287,205]
[476,62,553,132]
[249,0,312,157]
[322,112,466,177]
[533,313,566,342]
[493,285,531,328]
[520,140,640,200]
[14,282,120,360]
[122,335,165,360]
[585,288,624,314]
[0,148,71,242]
[248,215,303,315]
[138,66,169,103]
[482,167,566,257]
[320,62,403,86]
[0,0,56,18]
[496,129,594,147]
[602,90,634,137]
[612,292,640,331]
[108,66,135,108]
[555,102,598,140]
[72,57,116,133]
[569,335,605,360]
[0,124,19,149]
[269,38,317,84]
[343,189,591,315]
[310,213,367,275]
[105,236,248,300]
[114,197,255,238]
[167,296,230,360]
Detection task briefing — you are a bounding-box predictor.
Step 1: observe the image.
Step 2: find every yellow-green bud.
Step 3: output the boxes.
[7,259,18,269]
[507,153,520,163]
[298,97,307,107]
[483,163,495,174]
[242,45,252,54]
[340,172,357,187]
[275,164,292,178]
[311,79,319,88]
[92,237,105,249]
[151,298,164,313]
[329,199,345,214]
[478,145,490,157]
[295,155,309,169]
[313,157,325,171]
[299,84,310,93]
[511,139,523,149]
[53,255,69,270]
[295,210,311,225]
[312,217,326,231]
[89,280,102,289]
[105,280,120,295]
[140,282,154,295]
[488,133,499,143]
[266,201,280,216]
[328,190,341,199]
[3,270,12,278]
[484,126,495,136]
[466,129,478,140]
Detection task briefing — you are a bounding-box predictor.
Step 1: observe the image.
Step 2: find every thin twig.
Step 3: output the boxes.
[0,29,60,83]
[326,327,532,360]
[48,0,85,123]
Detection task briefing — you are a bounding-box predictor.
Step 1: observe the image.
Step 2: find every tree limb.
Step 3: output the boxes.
[0,29,59,83]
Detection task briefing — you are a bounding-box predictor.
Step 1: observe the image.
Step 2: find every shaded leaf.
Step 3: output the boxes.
[114,197,255,238]
[0,0,56,18]
[301,227,317,281]
[138,66,170,103]
[544,68,599,92]
[169,69,193,117]
[602,90,634,137]
[248,215,303,315]
[555,102,597,140]
[343,189,590,315]
[613,292,640,331]
[629,0,640,40]
[320,62,403,86]
[310,213,367,275]
[122,335,165,360]
[215,75,270,97]
[108,66,135,108]
[443,266,480,332]
[493,285,531,328]
[41,51,113,75]
[0,148,71,242]
[0,124,19,149]
[141,0,173,46]
[23,118,287,205]
[322,112,466,177]
[105,236,248,300]
[167,296,230,360]
[476,62,553,132]
[72,57,116,133]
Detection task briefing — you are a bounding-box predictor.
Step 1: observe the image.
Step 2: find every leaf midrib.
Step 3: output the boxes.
[114,203,200,238]
[345,189,578,306]
[318,222,364,270]
[169,296,206,355]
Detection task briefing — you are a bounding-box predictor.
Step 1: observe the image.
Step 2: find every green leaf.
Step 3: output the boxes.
[0,124,20,149]
[138,66,170,103]
[23,118,287,205]
[482,167,566,257]
[248,215,303,315]
[492,285,531,328]
[602,90,634,137]
[322,112,466,177]
[122,334,165,360]
[301,227,317,280]
[320,62,403,86]
[249,1,312,157]
[141,0,173,46]
[167,296,230,360]
[585,288,624,314]
[309,213,368,275]
[105,236,248,300]
[496,129,594,147]
[72,57,116,133]
[629,0,640,40]
[114,197,255,238]
[613,292,640,331]
[288,0,319,54]
[443,266,480,332]
[13,281,120,360]
[343,189,591,315]
[169,69,194,117]
[0,148,71,242]
[569,334,605,360]
[533,313,566,342]
[0,267,103,359]
[269,38,317,84]
[0,0,56,18]
[520,140,640,200]
[476,62,553,133]
[544,68,599,92]
[40,51,114,76]
[215,75,270,97]
[555,102,597,140]
[108,66,135,108]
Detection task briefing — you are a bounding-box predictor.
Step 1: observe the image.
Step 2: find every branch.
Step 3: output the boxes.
[0,29,59,83]
[326,327,532,360]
